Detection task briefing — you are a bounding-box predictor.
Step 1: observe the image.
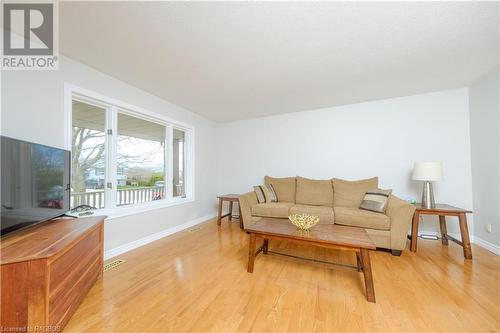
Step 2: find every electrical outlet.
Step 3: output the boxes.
[486,224,492,233]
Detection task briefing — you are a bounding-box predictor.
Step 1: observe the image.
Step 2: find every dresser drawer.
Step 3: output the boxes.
[49,227,100,291]
[0,217,105,331]
[48,226,102,326]
[48,256,101,326]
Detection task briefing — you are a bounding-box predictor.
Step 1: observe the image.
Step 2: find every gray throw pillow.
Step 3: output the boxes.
[253,184,278,203]
[359,189,392,213]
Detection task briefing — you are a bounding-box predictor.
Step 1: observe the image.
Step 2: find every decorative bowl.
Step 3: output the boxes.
[288,214,320,230]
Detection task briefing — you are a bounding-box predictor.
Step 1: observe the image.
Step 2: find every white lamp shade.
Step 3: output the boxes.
[412,162,443,181]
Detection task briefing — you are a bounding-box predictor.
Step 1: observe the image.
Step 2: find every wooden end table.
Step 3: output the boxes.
[216,194,242,229]
[410,204,473,259]
[245,218,377,303]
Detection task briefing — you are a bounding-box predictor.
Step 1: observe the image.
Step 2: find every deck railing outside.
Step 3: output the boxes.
[71,186,166,208]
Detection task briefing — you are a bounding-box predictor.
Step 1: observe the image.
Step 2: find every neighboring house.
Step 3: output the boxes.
[85,167,128,188]
[117,167,127,186]
[85,168,105,189]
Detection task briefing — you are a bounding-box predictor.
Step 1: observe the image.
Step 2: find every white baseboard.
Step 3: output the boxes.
[418,230,499,256]
[473,237,500,256]
[104,213,216,260]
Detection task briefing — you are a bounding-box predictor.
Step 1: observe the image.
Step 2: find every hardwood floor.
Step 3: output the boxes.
[65,219,500,332]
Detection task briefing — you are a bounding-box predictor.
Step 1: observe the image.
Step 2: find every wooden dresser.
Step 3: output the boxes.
[1,216,106,331]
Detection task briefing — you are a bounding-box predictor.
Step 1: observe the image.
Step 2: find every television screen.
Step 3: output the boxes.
[1,136,71,235]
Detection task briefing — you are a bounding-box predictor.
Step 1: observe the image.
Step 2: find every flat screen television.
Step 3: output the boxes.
[1,136,71,236]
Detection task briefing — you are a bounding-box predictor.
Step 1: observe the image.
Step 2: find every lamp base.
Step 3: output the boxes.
[421,181,435,209]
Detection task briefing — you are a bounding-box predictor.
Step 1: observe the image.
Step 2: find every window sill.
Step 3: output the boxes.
[89,197,194,221]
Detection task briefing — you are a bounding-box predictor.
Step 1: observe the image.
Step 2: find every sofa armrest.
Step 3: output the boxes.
[238,191,258,229]
[386,195,416,251]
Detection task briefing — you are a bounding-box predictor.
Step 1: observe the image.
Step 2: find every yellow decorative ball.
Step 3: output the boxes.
[288,214,320,230]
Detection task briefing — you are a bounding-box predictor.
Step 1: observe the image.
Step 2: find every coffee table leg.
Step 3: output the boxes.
[238,205,243,229]
[439,216,449,245]
[217,198,223,226]
[458,213,472,259]
[360,248,375,303]
[356,252,362,272]
[263,238,269,254]
[410,212,420,252]
[247,233,256,273]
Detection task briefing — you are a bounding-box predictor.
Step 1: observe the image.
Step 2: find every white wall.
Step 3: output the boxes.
[1,55,218,251]
[216,88,473,235]
[469,68,500,247]
[2,51,492,251]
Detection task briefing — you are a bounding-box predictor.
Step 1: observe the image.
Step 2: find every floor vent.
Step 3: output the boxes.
[188,226,202,232]
[103,259,125,272]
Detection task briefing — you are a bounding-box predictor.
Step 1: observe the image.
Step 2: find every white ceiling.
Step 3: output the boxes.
[60,2,499,122]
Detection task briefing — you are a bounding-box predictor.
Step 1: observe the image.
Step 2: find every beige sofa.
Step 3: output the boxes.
[238,176,416,255]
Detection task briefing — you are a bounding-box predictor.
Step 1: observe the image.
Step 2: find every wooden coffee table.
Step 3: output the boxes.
[245,218,377,303]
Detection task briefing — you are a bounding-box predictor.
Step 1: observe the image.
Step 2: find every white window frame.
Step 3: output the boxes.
[64,83,195,219]
[171,126,190,199]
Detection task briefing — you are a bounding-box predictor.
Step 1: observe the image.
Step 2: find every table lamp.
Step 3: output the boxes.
[412,161,442,209]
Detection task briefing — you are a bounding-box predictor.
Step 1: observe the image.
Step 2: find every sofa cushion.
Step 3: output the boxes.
[290,205,335,224]
[252,202,294,218]
[264,176,296,203]
[332,177,379,208]
[296,177,334,206]
[334,206,390,230]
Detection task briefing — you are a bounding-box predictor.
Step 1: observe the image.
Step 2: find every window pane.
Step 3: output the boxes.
[71,100,106,209]
[117,113,165,206]
[173,128,186,198]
